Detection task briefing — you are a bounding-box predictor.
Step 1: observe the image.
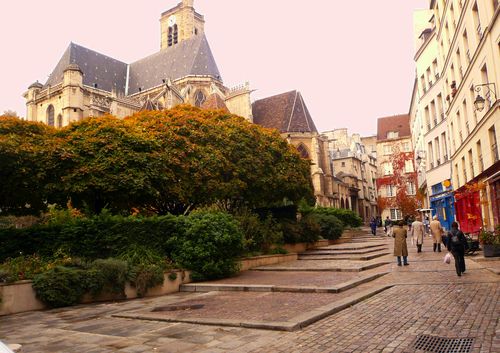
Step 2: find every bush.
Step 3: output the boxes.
[234,210,283,253]
[171,211,244,281]
[308,213,344,240]
[280,217,320,244]
[119,245,167,297]
[32,266,88,308]
[313,208,362,228]
[0,255,48,283]
[86,258,128,298]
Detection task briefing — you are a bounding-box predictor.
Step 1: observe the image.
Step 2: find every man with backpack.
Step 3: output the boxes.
[446,221,468,276]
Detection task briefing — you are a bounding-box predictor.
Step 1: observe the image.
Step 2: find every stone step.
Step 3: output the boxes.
[179,272,388,294]
[301,246,388,255]
[252,260,391,272]
[298,251,390,261]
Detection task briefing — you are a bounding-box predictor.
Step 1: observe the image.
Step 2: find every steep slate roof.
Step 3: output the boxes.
[377,114,411,140]
[128,34,221,95]
[252,91,318,133]
[45,43,128,94]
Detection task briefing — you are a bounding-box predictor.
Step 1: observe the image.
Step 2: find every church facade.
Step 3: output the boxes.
[23,0,337,207]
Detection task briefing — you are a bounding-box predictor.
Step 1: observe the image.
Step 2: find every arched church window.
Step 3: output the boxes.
[47,105,54,126]
[173,24,178,44]
[57,114,63,128]
[194,90,206,107]
[168,27,173,47]
[296,143,310,159]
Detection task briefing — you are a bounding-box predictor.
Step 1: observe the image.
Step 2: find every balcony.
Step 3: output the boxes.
[493,143,499,163]
[433,118,438,126]
[459,131,463,144]
[435,73,440,80]
[466,49,471,63]
[440,112,445,121]
[466,121,470,135]
[479,155,484,172]
[436,158,441,166]
[443,154,448,162]
[427,123,432,132]
[460,67,464,79]
[429,161,434,169]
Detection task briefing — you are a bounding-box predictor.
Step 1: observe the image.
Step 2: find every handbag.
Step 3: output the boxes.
[444,252,451,264]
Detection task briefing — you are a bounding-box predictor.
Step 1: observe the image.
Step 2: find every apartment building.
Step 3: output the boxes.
[323,129,378,222]
[413,0,499,232]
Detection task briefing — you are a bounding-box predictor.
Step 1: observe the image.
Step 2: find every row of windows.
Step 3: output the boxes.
[383,182,416,197]
[382,160,414,176]
[453,124,498,188]
[427,131,449,170]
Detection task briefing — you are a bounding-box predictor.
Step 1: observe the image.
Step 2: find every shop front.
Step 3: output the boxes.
[454,187,482,234]
[430,181,455,231]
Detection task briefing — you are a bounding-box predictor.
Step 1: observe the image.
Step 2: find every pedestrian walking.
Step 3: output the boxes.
[446,221,468,277]
[393,221,409,266]
[430,215,444,252]
[385,217,393,237]
[370,217,377,236]
[411,216,426,253]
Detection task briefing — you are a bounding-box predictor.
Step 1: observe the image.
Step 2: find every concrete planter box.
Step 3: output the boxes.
[483,244,500,257]
[0,270,191,316]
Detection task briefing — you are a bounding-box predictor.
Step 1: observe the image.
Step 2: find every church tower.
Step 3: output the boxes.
[160,0,205,50]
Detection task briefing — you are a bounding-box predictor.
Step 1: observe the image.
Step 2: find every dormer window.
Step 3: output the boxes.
[387,131,399,139]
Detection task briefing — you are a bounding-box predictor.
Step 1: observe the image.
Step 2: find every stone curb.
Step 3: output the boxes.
[112,284,393,332]
[320,243,388,251]
[304,246,389,255]
[179,272,388,294]
[251,261,391,272]
[298,252,390,261]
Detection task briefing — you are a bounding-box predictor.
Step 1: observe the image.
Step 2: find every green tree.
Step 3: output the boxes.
[0,116,55,215]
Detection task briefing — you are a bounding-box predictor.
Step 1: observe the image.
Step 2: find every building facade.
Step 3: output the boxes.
[323,129,378,222]
[412,0,499,232]
[23,1,336,207]
[376,115,418,221]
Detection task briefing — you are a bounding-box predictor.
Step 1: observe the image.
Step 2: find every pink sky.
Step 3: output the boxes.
[0,0,428,136]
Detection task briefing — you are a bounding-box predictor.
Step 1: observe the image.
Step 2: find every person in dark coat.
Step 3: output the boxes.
[370,217,377,235]
[446,221,468,276]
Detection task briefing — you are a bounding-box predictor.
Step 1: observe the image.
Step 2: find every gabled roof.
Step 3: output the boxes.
[201,93,229,113]
[377,114,411,141]
[252,91,318,133]
[128,34,221,95]
[45,43,128,94]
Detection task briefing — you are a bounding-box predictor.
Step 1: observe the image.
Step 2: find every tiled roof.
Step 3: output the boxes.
[45,43,128,94]
[43,34,220,96]
[377,114,411,140]
[201,93,229,113]
[252,91,318,133]
[128,34,221,95]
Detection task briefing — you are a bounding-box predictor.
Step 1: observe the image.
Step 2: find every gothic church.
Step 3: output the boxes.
[23,0,336,207]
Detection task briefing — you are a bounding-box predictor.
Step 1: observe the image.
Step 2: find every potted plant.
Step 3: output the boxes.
[479,225,500,257]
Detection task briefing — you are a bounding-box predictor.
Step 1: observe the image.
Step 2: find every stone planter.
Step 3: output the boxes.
[483,244,500,257]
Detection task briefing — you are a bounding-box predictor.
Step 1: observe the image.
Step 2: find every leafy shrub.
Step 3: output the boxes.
[0,255,48,283]
[171,211,244,281]
[119,245,167,297]
[314,208,362,228]
[234,210,283,253]
[86,258,128,298]
[279,217,320,244]
[168,272,177,281]
[308,213,344,240]
[32,266,87,308]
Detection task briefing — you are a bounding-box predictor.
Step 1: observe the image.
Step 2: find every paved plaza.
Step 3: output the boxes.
[1,228,499,352]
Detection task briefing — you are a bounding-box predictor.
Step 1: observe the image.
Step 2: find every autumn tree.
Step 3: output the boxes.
[0,116,56,215]
[127,106,314,214]
[376,144,421,219]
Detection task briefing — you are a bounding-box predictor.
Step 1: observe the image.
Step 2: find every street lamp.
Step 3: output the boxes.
[473,83,497,112]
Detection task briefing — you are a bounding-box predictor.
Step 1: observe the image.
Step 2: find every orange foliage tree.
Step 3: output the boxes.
[376,145,421,219]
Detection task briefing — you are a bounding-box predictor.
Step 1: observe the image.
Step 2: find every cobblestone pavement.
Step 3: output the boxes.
[1,229,499,352]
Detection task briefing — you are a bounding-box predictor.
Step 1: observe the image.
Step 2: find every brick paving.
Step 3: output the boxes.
[1,229,499,352]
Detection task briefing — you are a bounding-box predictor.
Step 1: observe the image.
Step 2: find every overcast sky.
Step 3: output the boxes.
[0,0,428,136]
